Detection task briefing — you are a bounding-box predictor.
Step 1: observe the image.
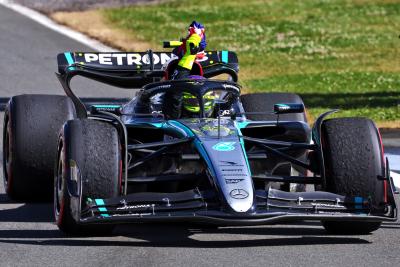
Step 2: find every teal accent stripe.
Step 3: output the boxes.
[150,123,163,128]
[93,105,121,108]
[237,121,250,129]
[354,197,363,203]
[95,199,105,205]
[168,120,195,137]
[354,197,363,210]
[95,199,110,217]
[64,52,74,65]
[221,51,228,63]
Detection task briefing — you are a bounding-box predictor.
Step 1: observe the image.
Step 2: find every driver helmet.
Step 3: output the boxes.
[182,76,217,117]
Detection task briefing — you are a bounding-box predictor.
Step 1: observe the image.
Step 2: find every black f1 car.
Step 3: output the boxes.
[2,48,397,235]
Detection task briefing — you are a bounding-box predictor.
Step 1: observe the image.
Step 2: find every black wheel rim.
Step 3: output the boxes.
[54,142,65,220]
[3,115,12,191]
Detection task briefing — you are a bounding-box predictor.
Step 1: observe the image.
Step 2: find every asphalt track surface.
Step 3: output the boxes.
[0,4,399,267]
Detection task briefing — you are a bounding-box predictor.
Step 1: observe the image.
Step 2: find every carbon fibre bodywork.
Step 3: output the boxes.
[56,51,397,227]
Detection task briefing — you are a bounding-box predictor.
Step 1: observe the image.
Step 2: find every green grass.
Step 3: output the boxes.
[103,0,400,123]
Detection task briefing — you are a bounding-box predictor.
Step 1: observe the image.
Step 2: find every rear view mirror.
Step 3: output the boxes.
[274,103,304,114]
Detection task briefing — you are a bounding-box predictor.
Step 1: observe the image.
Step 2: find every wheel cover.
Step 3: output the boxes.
[54,141,65,223]
[3,115,13,192]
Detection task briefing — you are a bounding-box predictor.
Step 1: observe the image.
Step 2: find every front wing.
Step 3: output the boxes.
[77,186,397,225]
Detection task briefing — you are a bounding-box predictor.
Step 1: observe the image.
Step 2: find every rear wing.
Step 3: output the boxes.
[57,50,239,88]
[56,50,239,118]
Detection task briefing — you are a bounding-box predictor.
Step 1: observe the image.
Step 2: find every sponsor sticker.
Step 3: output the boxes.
[219,161,244,167]
[81,52,174,66]
[219,110,231,116]
[212,142,236,151]
[116,204,152,210]
[117,199,153,210]
[225,179,244,184]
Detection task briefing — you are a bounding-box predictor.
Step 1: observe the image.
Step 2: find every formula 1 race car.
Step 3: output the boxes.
[2,48,397,236]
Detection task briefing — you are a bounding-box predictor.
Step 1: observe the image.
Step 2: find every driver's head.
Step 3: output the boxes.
[182,91,216,117]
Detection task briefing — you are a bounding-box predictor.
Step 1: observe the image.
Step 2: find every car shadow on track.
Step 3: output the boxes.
[0,223,370,248]
[0,195,376,248]
[0,236,370,248]
[0,195,53,223]
[0,193,383,248]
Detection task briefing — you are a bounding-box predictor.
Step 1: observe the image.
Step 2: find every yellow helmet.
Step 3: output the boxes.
[182,91,217,116]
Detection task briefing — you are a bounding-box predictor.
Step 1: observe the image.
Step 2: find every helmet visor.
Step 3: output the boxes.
[182,91,218,113]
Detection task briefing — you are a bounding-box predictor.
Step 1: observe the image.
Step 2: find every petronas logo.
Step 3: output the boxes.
[212,142,236,152]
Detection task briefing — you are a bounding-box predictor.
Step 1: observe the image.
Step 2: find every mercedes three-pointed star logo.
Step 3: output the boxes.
[229,189,249,199]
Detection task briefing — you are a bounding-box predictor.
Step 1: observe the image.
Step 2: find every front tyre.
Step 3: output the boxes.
[321,118,385,234]
[54,119,121,236]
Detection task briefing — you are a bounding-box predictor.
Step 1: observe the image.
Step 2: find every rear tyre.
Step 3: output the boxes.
[321,118,385,234]
[240,92,307,122]
[54,119,120,236]
[3,95,76,201]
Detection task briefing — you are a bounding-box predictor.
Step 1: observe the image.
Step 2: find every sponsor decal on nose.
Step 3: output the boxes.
[212,142,236,151]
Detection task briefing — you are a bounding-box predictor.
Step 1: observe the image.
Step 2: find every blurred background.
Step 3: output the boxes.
[13,0,399,127]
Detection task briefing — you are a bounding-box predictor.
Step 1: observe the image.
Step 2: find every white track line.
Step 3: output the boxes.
[387,153,400,171]
[387,153,400,189]
[391,172,400,189]
[0,0,117,52]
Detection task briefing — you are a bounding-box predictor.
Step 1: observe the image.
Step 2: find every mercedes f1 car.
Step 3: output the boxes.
[2,48,397,235]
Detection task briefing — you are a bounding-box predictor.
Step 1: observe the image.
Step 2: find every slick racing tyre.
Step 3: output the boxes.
[321,118,385,234]
[240,92,307,122]
[55,119,120,236]
[3,95,76,201]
